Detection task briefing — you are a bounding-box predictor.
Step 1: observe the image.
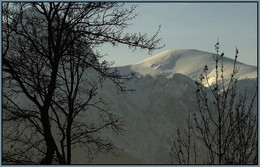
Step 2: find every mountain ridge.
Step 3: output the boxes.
[115,49,257,84]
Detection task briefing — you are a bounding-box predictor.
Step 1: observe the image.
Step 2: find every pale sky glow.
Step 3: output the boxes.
[98,2,257,67]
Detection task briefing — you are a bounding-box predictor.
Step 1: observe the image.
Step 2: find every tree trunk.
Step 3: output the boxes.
[66,121,72,164]
[66,103,73,164]
[40,108,56,164]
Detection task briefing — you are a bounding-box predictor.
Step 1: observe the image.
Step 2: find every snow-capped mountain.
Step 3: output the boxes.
[77,49,257,164]
[116,49,257,85]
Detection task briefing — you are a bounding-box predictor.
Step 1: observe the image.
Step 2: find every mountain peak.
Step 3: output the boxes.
[135,49,204,65]
[117,49,257,82]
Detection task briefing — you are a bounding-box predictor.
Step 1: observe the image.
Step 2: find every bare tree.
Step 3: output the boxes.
[2,2,163,164]
[50,40,133,164]
[170,42,257,164]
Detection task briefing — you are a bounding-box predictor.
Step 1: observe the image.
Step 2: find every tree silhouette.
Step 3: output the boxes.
[170,42,257,164]
[2,2,163,164]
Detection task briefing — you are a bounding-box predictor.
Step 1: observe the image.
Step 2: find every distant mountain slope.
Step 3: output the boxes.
[92,73,257,164]
[96,73,199,164]
[116,49,257,84]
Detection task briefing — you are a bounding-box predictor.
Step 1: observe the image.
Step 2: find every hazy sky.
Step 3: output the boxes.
[98,2,257,67]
